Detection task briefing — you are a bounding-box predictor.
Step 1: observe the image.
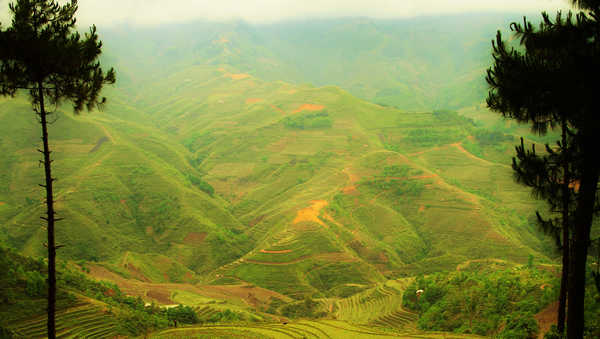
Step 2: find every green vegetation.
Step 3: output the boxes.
[283,111,333,130]
[2,12,594,339]
[402,265,556,337]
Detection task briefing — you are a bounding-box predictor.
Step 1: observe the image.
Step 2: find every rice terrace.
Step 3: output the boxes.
[0,0,599,338]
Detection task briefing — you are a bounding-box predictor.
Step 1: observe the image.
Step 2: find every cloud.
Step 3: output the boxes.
[1,0,572,27]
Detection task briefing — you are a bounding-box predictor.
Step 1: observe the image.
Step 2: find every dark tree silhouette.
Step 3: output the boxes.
[486,3,600,338]
[511,118,578,334]
[0,1,115,338]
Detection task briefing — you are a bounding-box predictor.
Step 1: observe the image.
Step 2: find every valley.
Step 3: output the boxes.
[1,11,597,338]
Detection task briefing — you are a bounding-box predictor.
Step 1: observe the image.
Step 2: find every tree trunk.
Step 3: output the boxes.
[566,145,599,339]
[557,119,569,334]
[38,81,56,339]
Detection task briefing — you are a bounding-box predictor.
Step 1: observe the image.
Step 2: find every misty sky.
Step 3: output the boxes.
[0,0,572,26]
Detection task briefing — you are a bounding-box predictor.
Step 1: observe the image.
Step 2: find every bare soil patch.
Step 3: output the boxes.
[292,104,325,114]
[0,202,5,206]
[245,98,263,104]
[183,232,207,245]
[293,200,328,227]
[260,249,292,254]
[225,73,250,80]
[147,288,173,304]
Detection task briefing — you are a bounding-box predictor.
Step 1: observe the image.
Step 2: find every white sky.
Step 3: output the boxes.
[0,0,572,27]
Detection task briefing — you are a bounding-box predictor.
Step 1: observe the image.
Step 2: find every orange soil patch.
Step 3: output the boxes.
[215,37,230,44]
[260,249,292,254]
[217,67,226,72]
[145,226,153,236]
[225,73,250,80]
[245,98,264,104]
[292,104,325,114]
[183,232,207,245]
[418,205,425,213]
[342,185,358,195]
[535,301,558,339]
[293,200,328,227]
[147,288,173,304]
[0,202,5,206]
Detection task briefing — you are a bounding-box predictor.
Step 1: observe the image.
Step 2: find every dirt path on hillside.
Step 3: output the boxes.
[342,168,359,195]
[292,104,325,114]
[271,105,286,115]
[260,249,292,254]
[452,142,510,169]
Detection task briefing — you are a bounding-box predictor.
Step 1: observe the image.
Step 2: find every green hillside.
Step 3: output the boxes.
[0,14,577,338]
[0,60,552,299]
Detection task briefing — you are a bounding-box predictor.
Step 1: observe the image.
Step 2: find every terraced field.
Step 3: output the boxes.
[149,320,484,338]
[9,303,117,339]
[334,279,415,327]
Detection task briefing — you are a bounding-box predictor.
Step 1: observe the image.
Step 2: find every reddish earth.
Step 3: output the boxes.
[86,264,292,307]
[535,301,558,339]
[245,98,263,104]
[292,104,325,114]
[225,73,250,80]
[260,249,292,254]
[0,202,5,206]
[293,200,328,227]
[147,289,173,304]
[183,232,207,245]
[342,185,358,195]
[125,262,151,282]
[418,205,426,213]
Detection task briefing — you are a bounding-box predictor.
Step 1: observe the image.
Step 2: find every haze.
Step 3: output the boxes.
[0,0,572,26]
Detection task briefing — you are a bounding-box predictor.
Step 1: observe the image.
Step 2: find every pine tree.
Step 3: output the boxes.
[486,3,600,337]
[0,1,115,338]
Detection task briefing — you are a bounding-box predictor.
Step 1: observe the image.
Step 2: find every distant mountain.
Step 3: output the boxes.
[100,13,527,111]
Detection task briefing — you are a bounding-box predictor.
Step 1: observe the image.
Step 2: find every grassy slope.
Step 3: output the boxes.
[0,63,552,301]
[0,15,558,308]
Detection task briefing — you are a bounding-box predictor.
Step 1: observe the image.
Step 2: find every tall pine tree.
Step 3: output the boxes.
[486,3,600,337]
[0,1,115,337]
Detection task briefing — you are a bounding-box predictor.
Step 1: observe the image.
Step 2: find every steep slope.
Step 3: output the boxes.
[1,16,557,302]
